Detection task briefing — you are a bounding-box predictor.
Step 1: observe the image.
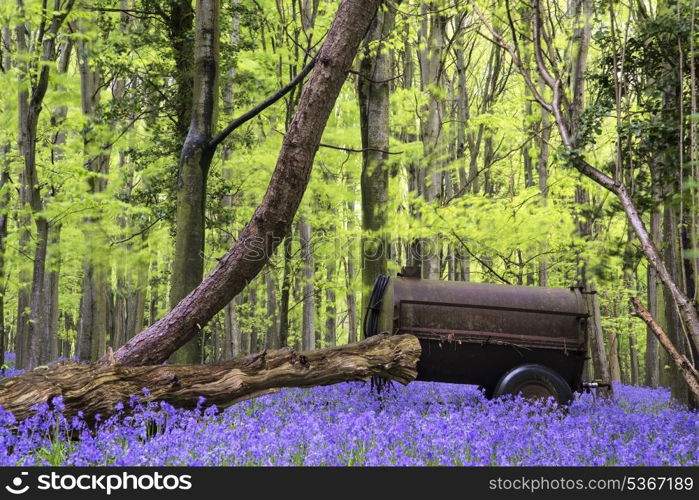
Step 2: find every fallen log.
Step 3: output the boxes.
[0,334,421,422]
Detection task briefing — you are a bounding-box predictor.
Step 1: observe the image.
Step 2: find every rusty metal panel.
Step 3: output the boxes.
[390,277,588,351]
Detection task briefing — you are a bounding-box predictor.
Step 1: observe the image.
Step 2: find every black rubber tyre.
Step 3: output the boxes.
[492,364,573,406]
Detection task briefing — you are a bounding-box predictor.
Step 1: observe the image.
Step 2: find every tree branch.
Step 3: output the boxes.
[208,59,316,151]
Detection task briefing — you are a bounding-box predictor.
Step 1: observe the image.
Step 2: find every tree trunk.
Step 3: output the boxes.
[41,224,61,364]
[346,256,358,344]
[418,8,447,280]
[222,295,240,359]
[0,26,12,368]
[0,334,421,422]
[0,149,8,369]
[624,232,640,387]
[608,328,622,383]
[455,32,468,192]
[278,236,293,348]
[168,0,195,143]
[248,285,258,354]
[76,16,112,362]
[324,261,336,347]
[14,0,73,367]
[39,41,72,365]
[169,0,220,364]
[629,331,640,385]
[584,284,612,388]
[299,218,315,351]
[62,312,75,359]
[662,204,690,402]
[76,262,108,361]
[645,204,661,386]
[265,271,278,349]
[126,277,146,343]
[536,76,551,287]
[359,6,394,306]
[220,0,241,359]
[114,274,127,351]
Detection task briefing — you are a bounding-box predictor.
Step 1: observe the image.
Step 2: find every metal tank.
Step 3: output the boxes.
[364,269,590,403]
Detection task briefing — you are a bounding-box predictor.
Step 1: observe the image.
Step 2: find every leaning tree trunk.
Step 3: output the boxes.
[0,334,421,422]
[111,0,382,366]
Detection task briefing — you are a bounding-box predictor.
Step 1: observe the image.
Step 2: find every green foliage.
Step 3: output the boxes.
[0,0,696,390]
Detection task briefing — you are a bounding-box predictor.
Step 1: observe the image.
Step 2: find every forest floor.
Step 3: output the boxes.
[0,354,696,466]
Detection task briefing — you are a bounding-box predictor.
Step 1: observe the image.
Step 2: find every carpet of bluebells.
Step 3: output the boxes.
[1,352,697,466]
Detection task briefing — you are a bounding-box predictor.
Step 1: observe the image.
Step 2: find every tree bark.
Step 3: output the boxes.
[0,25,12,370]
[299,218,315,351]
[0,334,421,422]
[359,6,394,306]
[662,204,690,401]
[629,330,640,385]
[418,7,447,280]
[608,328,622,383]
[76,15,112,362]
[278,236,293,348]
[346,256,358,344]
[15,0,75,369]
[265,271,279,349]
[324,261,336,347]
[167,0,195,143]
[169,0,220,364]
[222,295,240,359]
[41,224,61,364]
[220,0,241,359]
[0,150,8,369]
[584,284,612,388]
[645,204,661,387]
[454,34,471,281]
[40,41,71,364]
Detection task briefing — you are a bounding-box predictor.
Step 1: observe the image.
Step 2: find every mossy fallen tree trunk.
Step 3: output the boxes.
[0,334,420,422]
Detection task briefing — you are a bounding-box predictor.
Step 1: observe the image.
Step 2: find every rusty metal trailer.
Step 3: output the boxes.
[364,271,591,404]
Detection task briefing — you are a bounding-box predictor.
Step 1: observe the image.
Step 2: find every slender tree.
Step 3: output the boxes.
[15,0,75,369]
[359,4,395,302]
[169,0,221,363]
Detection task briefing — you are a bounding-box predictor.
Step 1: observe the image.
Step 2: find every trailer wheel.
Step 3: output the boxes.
[493,364,573,406]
